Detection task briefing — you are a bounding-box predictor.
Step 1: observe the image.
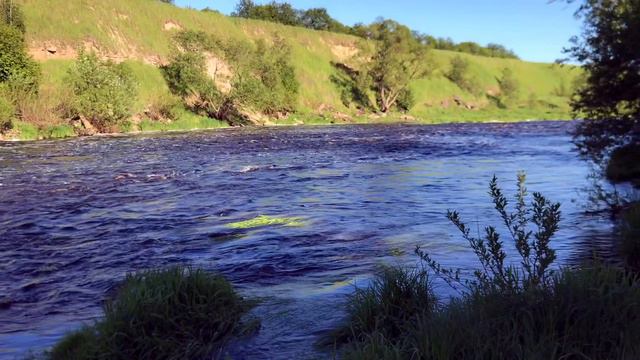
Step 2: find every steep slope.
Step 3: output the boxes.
[19,0,580,124]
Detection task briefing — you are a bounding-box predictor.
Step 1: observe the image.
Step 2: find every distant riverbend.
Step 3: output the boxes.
[0,121,615,358]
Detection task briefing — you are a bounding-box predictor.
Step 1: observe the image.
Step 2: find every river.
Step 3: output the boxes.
[0,122,616,359]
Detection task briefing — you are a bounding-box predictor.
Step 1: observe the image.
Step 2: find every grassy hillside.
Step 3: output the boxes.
[15,0,579,138]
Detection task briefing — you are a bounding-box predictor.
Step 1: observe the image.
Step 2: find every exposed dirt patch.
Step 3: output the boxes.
[163,21,183,31]
[29,42,78,60]
[205,53,233,93]
[330,44,359,61]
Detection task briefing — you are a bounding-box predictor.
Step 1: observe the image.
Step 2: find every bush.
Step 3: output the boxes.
[165,32,299,124]
[66,51,137,132]
[144,93,181,122]
[0,94,14,131]
[606,144,640,183]
[161,52,224,118]
[395,88,414,113]
[421,172,560,293]
[497,67,519,106]
[0,24,40,92]
[49,266,258,360]
[331,62,374,111]
[338,265,640,360]
[230,37,299,115]
[446,56,481,95]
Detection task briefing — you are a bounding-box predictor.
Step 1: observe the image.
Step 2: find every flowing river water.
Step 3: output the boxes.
[0,122,617,359]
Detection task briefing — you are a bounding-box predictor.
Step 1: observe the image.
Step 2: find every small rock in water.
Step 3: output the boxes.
[115,173,136,180]
[240,165,260,173]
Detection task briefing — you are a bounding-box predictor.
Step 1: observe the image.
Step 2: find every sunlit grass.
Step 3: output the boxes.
[226,215,306,229]
[24,0,578,130]
[11,121,74,140]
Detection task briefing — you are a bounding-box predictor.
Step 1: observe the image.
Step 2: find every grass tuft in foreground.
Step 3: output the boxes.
[329,173,640,359]
[327,267,436,349]
[49,266,258,360]
[336,265,640,360]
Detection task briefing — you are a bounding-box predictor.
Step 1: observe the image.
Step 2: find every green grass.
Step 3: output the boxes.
[17,0,579,131]
[12,121,39,140]
[48,266,257,360]
[331,265,640,360]
[11,121,75,140]
[226,215,306,229]
[137,110,227,132]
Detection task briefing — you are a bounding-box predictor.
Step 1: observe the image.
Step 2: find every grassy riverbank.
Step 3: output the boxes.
[0,0,580,141]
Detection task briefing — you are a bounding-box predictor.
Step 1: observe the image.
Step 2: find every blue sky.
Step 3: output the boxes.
[174,0,582,63]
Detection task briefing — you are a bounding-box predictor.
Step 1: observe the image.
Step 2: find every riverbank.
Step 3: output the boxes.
[0,0,579,142]
[1,108,573,142]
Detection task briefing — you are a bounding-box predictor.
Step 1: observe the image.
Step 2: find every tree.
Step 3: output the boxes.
[486,43,519,59]
[164,31,299,124]
[564,0,640,162]
[0,23,39,92]
[367,20,432,112]
[0,0,25,34]
[332,20,432,113]
[161,51,224,119]
[233,0,256,18]
[233,0,300,26]
[299,8,332,31]
[230,36,299,115]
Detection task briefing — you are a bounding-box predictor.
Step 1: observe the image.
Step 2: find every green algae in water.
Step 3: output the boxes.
[226,215,306,229]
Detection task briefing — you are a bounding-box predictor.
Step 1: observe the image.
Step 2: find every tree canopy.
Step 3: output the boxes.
[333,19,432,113]
[232,1,518,59]
[567,0,640,161]
[368,20,432,112]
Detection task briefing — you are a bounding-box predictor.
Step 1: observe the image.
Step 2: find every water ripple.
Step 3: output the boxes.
[0,122,614,358]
